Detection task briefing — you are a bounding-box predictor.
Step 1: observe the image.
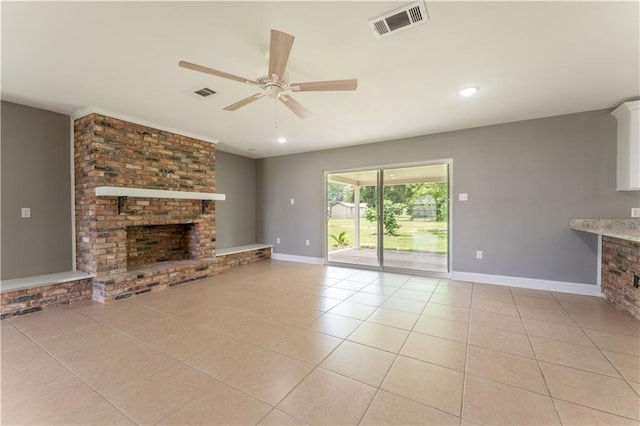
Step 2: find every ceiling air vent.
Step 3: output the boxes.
[184,85,217,100]
[368,2,428,39]
[194,87,216,97]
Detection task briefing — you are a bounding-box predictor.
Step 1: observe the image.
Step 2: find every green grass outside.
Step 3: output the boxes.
[328,216,448,254]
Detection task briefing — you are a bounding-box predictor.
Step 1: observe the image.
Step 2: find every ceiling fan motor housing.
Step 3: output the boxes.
[257,73,289,98]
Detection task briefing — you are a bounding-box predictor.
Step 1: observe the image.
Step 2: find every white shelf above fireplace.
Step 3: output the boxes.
[95,186,226,201]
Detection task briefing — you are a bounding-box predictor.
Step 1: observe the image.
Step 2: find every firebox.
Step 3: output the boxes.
[126,224,196,268]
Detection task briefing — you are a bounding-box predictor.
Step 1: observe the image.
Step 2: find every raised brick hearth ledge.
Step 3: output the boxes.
[1,272,95,318]
[217,245,272,272]
[93,258,218,303]
[1,245,271,317]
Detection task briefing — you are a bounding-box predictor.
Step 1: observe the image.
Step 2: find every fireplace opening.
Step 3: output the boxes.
[126,224,195,268]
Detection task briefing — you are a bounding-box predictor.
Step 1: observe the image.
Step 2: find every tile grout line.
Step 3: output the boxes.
[221,275,387,423]
[552,300,640,397]
[356,276,448,425]
[599,350,640,398]
[9,313,141,425]
[310,275,419,424]
[519,289,570,426]
[549,396,640,423]
[458,281,476,426]
[67,305,252,424]
[550,293,635,383]
[67,300,293,424]
[5,264,637,425]
[356,272,433,425]
[552,293,640,400]
[432,292,640,407]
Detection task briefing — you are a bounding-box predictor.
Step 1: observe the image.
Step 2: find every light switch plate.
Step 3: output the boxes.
[632,208,640,217]
[290,198,295,205]
[21,207,31,218]
[459,193,468,201]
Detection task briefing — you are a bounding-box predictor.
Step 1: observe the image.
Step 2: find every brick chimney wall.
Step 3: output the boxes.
[74,113,218,302]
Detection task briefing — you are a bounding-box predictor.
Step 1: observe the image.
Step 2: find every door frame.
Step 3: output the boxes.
[323,159,453,277]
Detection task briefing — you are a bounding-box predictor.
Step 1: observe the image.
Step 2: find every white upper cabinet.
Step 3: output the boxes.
[612,100,640,191]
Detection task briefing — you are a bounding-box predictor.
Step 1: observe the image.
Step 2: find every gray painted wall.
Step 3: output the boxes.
[1,101,73,280]
[256,109,639,285]
[215,150,256,249]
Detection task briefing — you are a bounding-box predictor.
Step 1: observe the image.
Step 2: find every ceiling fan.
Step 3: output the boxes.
[179,29,358,119]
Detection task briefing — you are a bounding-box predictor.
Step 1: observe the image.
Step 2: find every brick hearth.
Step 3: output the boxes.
[74,113,219,303]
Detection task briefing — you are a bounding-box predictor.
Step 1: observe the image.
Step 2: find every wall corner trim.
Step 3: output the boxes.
[271,253,324,265]
[451,271,603,297]
[70,106,219,145]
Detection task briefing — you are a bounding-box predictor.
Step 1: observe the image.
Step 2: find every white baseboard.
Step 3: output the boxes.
[271,253,324,265]
[451,271,603,297]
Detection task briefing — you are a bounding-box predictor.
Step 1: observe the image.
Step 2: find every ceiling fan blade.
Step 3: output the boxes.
[179,60,257,85]
[223,93,266,111]
[268,29,295,81]
[289,79,358,92]
[279,95,310,119]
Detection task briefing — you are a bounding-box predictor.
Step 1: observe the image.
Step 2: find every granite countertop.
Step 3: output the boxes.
[570,218,640,242]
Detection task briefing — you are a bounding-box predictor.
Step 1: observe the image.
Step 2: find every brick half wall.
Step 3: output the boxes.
[217,247,272,272]
[1,278,93,319]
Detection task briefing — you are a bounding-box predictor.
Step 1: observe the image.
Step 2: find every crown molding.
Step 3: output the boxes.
[71,106,219,144]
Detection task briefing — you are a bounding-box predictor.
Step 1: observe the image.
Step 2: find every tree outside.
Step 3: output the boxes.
[328,181,448,253]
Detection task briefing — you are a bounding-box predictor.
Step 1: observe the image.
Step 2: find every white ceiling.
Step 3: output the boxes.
[2,1,639,159]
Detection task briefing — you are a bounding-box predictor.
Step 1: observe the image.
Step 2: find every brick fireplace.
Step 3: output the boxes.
[74,112,219,303]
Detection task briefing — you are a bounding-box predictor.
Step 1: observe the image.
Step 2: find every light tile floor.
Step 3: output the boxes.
[2,260,639,425]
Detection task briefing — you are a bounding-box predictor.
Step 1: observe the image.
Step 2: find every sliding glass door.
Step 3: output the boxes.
[326,170,379,267]
[381,165,448,272]
[326,163,449,274]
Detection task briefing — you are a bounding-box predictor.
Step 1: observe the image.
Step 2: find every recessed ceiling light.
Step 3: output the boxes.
[459,87,479,97]
[276,137,287,144]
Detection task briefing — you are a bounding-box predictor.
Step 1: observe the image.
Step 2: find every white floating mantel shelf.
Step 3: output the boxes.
[95,186,225,214]
[95,186,225,200]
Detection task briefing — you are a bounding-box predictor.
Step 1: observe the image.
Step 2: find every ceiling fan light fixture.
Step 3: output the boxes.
[265,84,282,98]
[459,87,479,97]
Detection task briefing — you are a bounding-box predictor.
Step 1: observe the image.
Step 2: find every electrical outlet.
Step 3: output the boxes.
[21,207,31,218]
[632,208,640,218]
[459,193,468,201]
[305,240,310,246]
[290,198,295,205]
[476,250,483,259]
[276,238,280,244]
